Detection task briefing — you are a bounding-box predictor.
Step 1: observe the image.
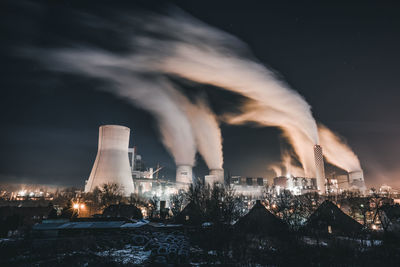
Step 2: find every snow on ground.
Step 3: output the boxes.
[95,244,151,265]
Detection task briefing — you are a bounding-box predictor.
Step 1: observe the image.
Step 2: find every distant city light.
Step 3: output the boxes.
[73,203,79,209]
[80,204,85,209]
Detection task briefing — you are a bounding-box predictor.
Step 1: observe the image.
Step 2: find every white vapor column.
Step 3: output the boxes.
[85,125,134,196]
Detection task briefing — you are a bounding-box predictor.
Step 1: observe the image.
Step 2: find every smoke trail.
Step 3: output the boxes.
[34,46,225,172]
[28,8,362,178]
[318,124,362,172]
[269,150,305,178]
[188,98,223,170]
[172,93,224,170]
[131,13,319,174]
[38,48,197,167]
[133,11,362,176]
[282,151,306,177]
[269,164,282,177]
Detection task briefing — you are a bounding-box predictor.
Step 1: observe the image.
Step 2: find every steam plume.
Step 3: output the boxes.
[179,96,224,170]
[318,124,362,172]
[40,48,197,167]
[136,11,362,176]
[269,164,282,177]
[29,9,362,177]
[132,12,319,174]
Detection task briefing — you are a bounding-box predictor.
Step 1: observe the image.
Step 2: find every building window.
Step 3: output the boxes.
[185,215,189,221]
[246,177,253,186]
[328,225,332,234]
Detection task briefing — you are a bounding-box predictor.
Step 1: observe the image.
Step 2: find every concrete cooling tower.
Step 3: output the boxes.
[85,125,135,196]
[314,145,326,194]
[205,169,225,186]
[349,170,367,193]
[176,165,193,189]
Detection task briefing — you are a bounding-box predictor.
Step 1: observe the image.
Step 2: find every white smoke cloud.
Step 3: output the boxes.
[130,13,319,175]
[28,8,362,178]
[39,48,197,167]
[138,11,362,177]
[176,94,224,170]
[318,124,362,172]
[269,164,282,177]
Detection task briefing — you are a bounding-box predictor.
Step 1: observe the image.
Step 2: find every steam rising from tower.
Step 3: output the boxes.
[29,9,364,184]
[313,145,326,193]
[85,125,134,196]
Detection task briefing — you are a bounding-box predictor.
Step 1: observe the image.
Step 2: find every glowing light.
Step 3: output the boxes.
[18,190,26,197]
[80,204,85,209]
[372,225,377,230]
[73,203,79,209]
[286,173,291,179]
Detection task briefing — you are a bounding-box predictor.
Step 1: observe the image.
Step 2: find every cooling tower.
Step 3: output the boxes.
[349,170,366,193]
[85,125,135,196]
[176,165,193,189]
[209,169,224,184]
[314,145,326,194]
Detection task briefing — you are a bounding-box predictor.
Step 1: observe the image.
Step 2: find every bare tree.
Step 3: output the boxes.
[148,195,160,219]
[98,183,123,209]
[169,191,187,216]
[184,181,244,225]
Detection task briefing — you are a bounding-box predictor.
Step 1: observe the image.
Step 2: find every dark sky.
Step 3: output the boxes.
[1,0,399,188]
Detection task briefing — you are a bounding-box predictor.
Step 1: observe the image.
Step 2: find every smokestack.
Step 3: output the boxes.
[176,165,193,189]
[314,145,326,194]
[85,125,134,196]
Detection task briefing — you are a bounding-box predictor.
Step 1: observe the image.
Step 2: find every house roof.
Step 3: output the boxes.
[32,219,149,230]
[306,200,363,234]
[174,202,205,225]
[102,204,143,219]
[235,200,287,235]
[380,204,400,221]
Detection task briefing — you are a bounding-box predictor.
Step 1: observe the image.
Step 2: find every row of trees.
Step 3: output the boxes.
[55,182,394,233]
[168,181,247,224]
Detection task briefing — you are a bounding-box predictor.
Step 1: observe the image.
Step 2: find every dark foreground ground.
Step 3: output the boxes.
[1,228,400,266]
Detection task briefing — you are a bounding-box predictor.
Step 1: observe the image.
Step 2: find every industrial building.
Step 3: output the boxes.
[273,175,318,195]
[330,170,367,194]
[228,176,267,197]
[84,125,366,198]
[85,125,188,198]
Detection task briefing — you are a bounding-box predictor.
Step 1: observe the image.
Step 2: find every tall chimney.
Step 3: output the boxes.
[314,145,326,194]
[85,125,134,196]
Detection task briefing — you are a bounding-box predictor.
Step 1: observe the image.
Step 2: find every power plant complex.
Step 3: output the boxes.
[84,125,366,198]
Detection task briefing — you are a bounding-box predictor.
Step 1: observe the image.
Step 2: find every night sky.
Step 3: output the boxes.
[1,0,399,188]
